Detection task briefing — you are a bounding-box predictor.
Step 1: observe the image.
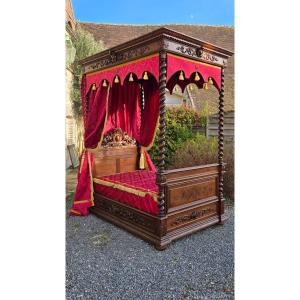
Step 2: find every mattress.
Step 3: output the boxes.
[93,170,159,215]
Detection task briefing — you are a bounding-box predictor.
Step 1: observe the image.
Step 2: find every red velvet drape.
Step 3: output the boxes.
[104,81,141,141]
[84,86,110,149]
[70,151,94,216]
[139,78,160,147]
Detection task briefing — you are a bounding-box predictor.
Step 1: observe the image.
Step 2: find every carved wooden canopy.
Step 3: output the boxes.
[79,27,233,75]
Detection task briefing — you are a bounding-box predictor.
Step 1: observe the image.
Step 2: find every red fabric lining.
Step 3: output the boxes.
[104,81,141,141]
[94,170,158,215]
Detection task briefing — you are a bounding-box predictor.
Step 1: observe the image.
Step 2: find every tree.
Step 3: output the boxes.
[71,26,105,118]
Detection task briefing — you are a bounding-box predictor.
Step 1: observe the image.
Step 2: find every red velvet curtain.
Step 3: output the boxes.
[104,81,141,140]
[70,151,94,216]
[84,86,110,149]
[139,78,160,147]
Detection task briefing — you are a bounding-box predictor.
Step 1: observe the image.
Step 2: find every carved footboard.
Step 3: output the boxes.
[163,163,224,234]
[91,163,225,250]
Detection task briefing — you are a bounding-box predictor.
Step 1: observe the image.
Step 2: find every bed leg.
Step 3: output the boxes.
[154,243,169,251]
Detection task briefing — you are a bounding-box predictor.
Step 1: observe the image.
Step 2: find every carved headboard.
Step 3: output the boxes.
[92,128,140,178]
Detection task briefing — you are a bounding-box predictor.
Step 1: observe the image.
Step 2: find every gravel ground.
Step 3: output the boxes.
[66,198,234,300]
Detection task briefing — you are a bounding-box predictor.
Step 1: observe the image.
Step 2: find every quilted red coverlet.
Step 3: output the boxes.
[93,170,159,215]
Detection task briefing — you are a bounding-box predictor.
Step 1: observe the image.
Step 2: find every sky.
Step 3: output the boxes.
[72,0,234,26]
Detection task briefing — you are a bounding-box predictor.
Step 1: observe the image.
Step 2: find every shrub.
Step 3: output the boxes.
[169,134,218,168]
[169,138,234,201]
[148,107,206,165]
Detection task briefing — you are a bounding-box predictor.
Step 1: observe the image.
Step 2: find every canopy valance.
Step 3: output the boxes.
[83,52,222,95]
[84,53,160,93]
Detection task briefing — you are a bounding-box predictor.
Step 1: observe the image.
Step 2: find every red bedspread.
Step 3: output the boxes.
[93,170,159,215]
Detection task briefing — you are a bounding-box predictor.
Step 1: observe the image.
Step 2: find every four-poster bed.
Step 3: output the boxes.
[70,28,233,250]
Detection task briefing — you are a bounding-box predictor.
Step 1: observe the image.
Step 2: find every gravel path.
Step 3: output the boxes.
[66,201,234,300]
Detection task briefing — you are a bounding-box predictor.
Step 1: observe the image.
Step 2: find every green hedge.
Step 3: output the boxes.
[148,106,234,200]
[148,107,206,166]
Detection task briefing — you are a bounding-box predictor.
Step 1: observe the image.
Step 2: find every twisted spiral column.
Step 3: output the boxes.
[157,50,167,217]
[218,67,225,221]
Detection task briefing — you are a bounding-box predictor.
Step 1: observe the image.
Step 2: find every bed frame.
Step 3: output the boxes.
[90,128,225,250]
[79,28,233,250]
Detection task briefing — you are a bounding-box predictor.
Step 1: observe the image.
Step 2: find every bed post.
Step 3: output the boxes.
[156,50,167,217]
[218,67,225,223]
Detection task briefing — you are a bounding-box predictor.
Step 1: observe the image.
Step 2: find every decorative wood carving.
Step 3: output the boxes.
[81,28,233,74]
[99,198,153,229]
[176,45,202,57]
[170,180,216,204]
[88,45,153,72]
[175,44,220,63]
[157,50,167,217]
[118,45,151,61]
[101,128,137,148]
[171,207,215,226]
[202,52,219,62]
[92,164,224,249]
[218,67,225,222]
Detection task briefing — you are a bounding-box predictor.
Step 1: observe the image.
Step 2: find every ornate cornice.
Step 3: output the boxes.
[80,28,233,74]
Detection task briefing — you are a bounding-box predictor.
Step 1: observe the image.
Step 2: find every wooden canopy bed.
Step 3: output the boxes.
[70,27,233,250]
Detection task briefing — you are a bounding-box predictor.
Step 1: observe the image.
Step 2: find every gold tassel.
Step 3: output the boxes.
[189,84,193,91]
[208,77,214,85]
[174,85,179,92]
[143,71,149,80]
[114,76,119,83]
[102,80,107,87]
[129,73,134,82]
[195,72,200,81]
[179,71,184,81]
[203,82,208,90]
[139,147,145,169]
[92,83,96,91]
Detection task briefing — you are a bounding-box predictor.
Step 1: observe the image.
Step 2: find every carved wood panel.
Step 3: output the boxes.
[167,178,217,208]
[96,197,157,234]
[167,202,217,231]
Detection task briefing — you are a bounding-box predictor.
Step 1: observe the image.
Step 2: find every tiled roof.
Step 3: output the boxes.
[79,23,234,113]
